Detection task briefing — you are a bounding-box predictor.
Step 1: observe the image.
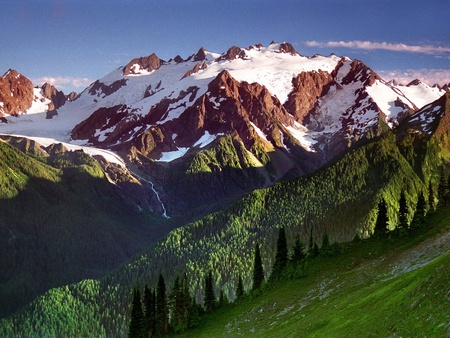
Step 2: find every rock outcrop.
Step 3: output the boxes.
[0,69,34,117]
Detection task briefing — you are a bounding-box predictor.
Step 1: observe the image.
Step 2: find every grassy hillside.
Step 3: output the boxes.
[1,126,446,336]
[182,206,450,337]
[0,140,166,318]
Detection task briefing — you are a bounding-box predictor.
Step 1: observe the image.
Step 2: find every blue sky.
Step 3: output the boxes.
[1,0,449,93]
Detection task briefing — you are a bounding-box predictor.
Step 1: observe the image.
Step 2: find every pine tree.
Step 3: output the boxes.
[271,227,288,280]
[308,229,318,258]
[236,275,244,299]
[291,235,306,263]
[128,287,145,338]
[170,275,188,333]
[218,289,228,307]
[320,233,331,256]
[438,167,448,205]
[252,243,264,291]
[411,192,426,228]
[204,270,216,312]
[374,198,389,237]
[398,191,408,233]
[155,274,169,336]
[143,285,155,337]
[428,181,435,213]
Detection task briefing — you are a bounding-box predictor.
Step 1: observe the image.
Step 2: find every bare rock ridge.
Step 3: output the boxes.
[0,69,34,117]
[123,53,162,75]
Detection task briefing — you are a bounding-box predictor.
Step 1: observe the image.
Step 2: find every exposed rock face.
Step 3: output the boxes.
[71,104,135,144]
[88,79,128,97]
[41,82,66,110]
[164,70,293,150]
[217,46,247,61]
[181,61,208,79]
[123,53,162,75]
[0,69,34,117]
[284,70,334,124]
[66,91,79,101]
[191,47,207,61]
[278,42,298,55]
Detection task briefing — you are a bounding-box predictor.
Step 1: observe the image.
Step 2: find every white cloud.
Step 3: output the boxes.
[377,69,450,86]
[31,76,93,92]
[304,40,450,56]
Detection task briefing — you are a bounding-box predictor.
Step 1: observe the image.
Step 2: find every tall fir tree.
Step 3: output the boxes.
[320,233,331,256]
[155,274,169,336]
[236,275,244,299]
[428,181,435,213]
[412,192,427,228]
[291,235,306,263]
[204,270,216,312]
[128,287,145,338]
[271,227,288,280]
[308,229,318,258]
[438,167,448,205]
[143,285,155,337]
[374,198,389,237]
[252,243,264,291]
[398,191,409,232]
[170,276,188,333]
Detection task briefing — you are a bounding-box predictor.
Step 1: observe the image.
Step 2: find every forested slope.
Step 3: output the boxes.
[1,124,445,336]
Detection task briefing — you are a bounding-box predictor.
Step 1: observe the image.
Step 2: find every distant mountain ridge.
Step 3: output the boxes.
[0,42,448,216]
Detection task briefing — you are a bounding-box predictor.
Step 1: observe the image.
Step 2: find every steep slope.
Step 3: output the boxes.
[187,210,450,337]
[0,138,166,318]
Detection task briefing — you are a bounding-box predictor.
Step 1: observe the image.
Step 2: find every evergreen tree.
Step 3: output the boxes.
[204,270,216,312]
[308,229,318,258]
[320,233,331,256]
[170,275,188,333]
[374,198,389,237]
[143,285,155,337]
[128,287,145,338]
[428,181,435,213]
[155,274,169,336]
[398,190,409,232]
[188,298,202,329]
[252,243,264,291]
[291,235,306,263]
[411,192,426,228]
[218,289,228,307]
[236,275,244,299]
[438,167,448,205]
[271,227,288,280]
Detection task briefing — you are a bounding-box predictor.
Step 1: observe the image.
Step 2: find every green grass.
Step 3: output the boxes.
[177,208,450,337]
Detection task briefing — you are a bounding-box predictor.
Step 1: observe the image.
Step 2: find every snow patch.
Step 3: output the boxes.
[156,147,189,162]
[250,122,269,143]
[193,131,223,148]
[285,121,317,152]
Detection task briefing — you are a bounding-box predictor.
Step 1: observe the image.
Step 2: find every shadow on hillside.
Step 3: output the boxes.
[0,171,169,318]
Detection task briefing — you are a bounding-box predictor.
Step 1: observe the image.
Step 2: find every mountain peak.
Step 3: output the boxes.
[407,79,422,87]
[123,53,162,75]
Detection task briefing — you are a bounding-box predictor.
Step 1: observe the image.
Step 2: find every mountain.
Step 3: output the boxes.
[0,40,449,336]
[0,42,446,218]
[2,92,449,336]
[0,69,77,120]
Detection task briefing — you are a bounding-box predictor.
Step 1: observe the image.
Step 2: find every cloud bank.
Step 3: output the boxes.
[377,69,450,86]
[304,40,450,56]
[31,76,93,92]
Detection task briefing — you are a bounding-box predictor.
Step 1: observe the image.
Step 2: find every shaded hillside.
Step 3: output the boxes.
[0,140,166,317]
